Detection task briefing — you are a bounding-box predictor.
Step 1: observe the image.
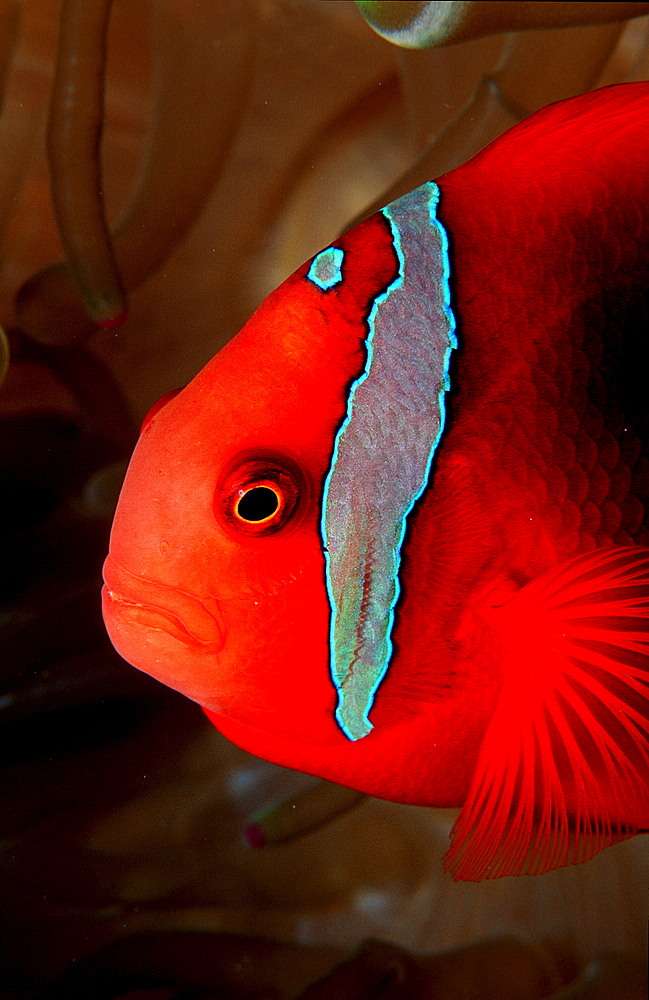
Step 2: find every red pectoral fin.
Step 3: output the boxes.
[445,547,649,881]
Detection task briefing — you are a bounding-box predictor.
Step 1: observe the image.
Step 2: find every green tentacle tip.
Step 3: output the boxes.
[354,1,470,49]
[83,290,128,330]
[355,1,428,38]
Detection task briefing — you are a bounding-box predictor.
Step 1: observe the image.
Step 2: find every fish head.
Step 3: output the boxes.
[103,213,401,744]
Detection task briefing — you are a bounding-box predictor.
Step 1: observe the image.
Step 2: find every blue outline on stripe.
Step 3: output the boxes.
[320,181,456,740]
[307,246,345,290]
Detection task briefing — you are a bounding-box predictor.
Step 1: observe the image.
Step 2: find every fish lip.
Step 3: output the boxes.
[102,555,224,652]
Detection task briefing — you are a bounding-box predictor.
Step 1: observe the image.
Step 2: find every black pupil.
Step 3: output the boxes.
[238,486,279,522]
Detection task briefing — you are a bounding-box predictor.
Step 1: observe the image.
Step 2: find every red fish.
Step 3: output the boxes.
[103,83,649,880]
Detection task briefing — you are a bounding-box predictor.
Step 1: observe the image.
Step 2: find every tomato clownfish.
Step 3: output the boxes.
[103,83,649,880]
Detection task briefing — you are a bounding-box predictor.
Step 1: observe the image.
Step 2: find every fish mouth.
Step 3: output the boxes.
[102,556,224,652]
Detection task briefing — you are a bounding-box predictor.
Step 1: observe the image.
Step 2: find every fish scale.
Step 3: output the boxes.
[104,83,649,880]
[438,165,648,560]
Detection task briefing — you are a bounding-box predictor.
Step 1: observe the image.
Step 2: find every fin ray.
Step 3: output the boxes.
[444,547,649,881]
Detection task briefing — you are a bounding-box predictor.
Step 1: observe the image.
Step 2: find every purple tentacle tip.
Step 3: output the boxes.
[245,823,267,849]
[97,308,128,331]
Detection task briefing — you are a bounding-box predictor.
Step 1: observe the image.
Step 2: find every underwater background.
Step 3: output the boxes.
[0,2,648,997]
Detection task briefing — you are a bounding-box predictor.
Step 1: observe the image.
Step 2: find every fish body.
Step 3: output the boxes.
[103,84,649,879]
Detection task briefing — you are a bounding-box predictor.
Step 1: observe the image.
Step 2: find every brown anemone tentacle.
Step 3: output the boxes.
[246,781,366,849]
[16,0,255,347]
[46,0,126,328]
[356,1,649,49]
[0,323,8,386]
[0,0,21,113]
[357,20,627,214]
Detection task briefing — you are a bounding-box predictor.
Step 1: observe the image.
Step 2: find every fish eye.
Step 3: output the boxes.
[236,485,280,522]
[215,453,306,537]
